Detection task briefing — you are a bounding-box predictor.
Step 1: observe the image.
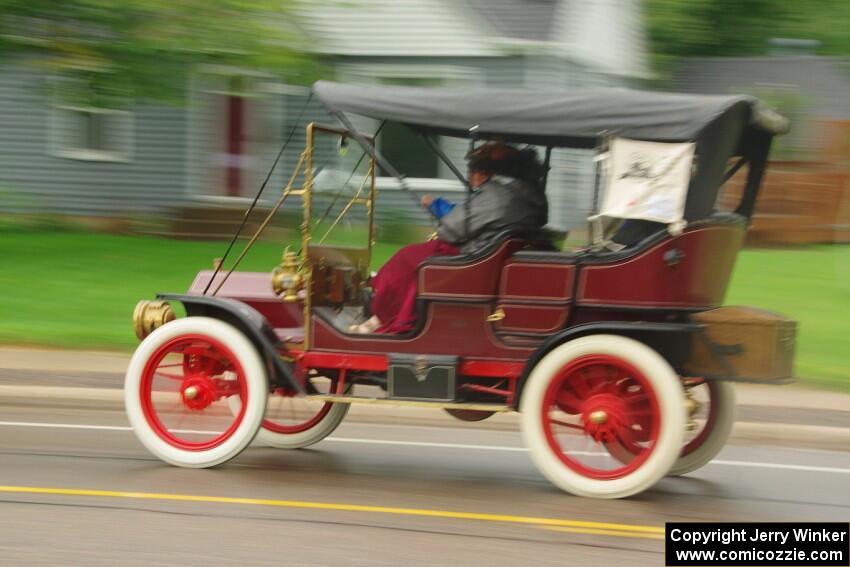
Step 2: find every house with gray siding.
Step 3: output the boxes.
[0,0,650,233]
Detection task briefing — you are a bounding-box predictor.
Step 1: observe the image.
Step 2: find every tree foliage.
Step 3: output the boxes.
[647,0,850,77]
[0,0,313,105]
[648,0,787,58]
[777,0,850,56]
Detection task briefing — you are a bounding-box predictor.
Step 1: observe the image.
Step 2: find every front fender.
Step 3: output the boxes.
[158,294,301,392]
[514,321,699,408]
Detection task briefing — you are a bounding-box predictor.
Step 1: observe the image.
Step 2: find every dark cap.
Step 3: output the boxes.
[466,142,544,183]
[465,142,521,171]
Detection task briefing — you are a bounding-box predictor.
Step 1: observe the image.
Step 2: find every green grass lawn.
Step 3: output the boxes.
[725,245,850,391]
[0,230,402,351]
[2,230,848,391]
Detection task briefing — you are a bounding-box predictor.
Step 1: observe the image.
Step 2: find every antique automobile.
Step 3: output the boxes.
[125,81,794,499]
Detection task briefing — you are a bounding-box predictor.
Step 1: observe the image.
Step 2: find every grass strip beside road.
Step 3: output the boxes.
[0,231,399,350]
[1,231,848,391]
[724,245,850,391]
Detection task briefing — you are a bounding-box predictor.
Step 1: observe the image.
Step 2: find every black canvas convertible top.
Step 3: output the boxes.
[313,80,788,221]
[312,80,788,148]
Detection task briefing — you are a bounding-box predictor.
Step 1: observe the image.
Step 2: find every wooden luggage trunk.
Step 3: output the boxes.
[685,306,797,383]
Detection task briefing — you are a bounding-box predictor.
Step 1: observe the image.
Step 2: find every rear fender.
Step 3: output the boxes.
[158,294,301,392]
[514,322,698,408]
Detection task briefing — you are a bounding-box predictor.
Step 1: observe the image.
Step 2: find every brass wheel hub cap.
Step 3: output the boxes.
[588,410,608,424]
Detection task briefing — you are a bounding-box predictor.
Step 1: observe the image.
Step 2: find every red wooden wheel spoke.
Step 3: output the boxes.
[604,439,636,465]
[548,417,585,431]
[555,390,582,412]
[182,344,211,358]
[604,365,622,383]
[202,353,223,376]
[155,371,185,381]
[612,425,639,447]
[212,380,240,398]
[260,376,336,435]
[568,370,590,398]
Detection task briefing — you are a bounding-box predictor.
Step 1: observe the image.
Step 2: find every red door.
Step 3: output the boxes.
[225,95,245,197]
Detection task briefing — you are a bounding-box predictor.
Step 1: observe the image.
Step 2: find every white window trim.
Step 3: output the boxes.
[48,105,135,163]
[375,177,465,193]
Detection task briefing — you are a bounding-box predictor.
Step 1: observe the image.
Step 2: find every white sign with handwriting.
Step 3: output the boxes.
[600,137,696,224]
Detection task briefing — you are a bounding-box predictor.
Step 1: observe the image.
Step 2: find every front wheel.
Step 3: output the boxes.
[125,317,268,468]
[520,335,686,499]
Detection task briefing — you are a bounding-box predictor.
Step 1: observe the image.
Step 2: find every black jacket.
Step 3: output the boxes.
[437,175,548,254]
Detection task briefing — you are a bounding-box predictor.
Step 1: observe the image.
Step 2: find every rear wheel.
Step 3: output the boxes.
[520,335,685,499]
[668,380,735,476]
[125,317,267,468]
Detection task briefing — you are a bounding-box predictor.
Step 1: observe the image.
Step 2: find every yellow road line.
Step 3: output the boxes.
[537,525,664,540]
[0,485,664,536]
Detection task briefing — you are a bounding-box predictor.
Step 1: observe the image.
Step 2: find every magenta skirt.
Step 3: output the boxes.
[370,239,460,334]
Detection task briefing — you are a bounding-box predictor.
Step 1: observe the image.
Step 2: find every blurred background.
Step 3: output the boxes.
[0,0,848,389]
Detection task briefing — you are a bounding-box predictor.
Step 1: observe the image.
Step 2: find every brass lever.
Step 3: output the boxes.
[486,307,506,322]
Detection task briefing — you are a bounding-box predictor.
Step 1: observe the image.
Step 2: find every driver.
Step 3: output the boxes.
[349,142,548,334]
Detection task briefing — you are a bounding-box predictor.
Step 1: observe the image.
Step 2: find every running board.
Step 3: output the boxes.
[304,395,513,412]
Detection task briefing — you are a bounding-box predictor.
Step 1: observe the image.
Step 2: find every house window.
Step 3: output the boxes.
[379,121,439,178]
[49,106,134,162]
[377,77,440,179]
[336,65,482,190]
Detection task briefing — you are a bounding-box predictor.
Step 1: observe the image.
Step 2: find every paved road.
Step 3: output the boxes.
[0,404,848,566]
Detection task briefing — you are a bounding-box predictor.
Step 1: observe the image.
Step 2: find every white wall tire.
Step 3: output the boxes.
[668,380,736,476]
[228,394,349,449]
[520,334,686,499]
[125,317,268,468]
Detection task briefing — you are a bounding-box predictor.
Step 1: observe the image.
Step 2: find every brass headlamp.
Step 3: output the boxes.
[272,249,303,302]
[132,300,175,341]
